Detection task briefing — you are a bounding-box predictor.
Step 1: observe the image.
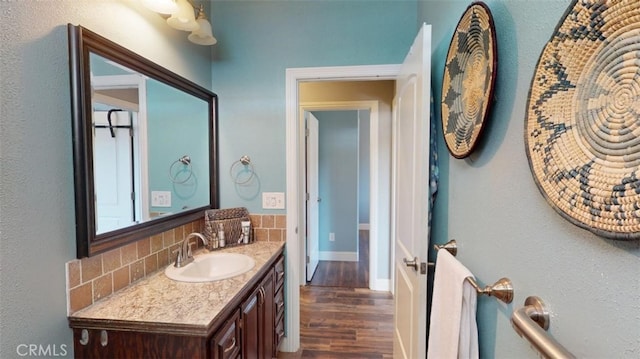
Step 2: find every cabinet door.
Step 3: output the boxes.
[261,270,275,359]
[211,310,241,359]
[242,269,276,359]
[242,291,260,359]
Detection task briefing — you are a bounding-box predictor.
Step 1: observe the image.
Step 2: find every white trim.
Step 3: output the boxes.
[319,251,358,262]
[283,64,400,353]
[358,223,370,230]
[370,278,391,292]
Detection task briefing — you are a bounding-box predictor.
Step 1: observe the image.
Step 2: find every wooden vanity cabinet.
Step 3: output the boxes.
[70,250,284,359]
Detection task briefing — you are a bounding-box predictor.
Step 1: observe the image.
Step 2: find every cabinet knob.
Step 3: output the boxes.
[79,329,89,346]
[100,330,108,347]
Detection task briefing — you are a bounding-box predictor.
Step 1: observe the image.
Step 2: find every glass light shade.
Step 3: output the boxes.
[188,18,217,46]
[166,0,199,32]
[141,0,178,15]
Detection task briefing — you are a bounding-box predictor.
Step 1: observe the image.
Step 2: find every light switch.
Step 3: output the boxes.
[262,192,285,209]
[151,191,172,207]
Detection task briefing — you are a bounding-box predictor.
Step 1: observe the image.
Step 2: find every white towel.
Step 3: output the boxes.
[427,249,479,359]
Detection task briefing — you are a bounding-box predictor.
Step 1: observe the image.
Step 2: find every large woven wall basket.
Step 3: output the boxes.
[441,1,497,159]
[524,0,640,240]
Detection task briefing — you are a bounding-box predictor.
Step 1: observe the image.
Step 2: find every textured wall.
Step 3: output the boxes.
[0,1,211,357]
[421,0,640,358]
[316,110,359,254]
[211,0,417,213]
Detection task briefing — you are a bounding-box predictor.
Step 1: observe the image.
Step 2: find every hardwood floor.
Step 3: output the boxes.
[278,231,394,358]
[308,230,369,288]
[278,286,394,358]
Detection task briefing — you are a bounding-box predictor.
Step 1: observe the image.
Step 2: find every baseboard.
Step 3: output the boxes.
[370,278,390,291]
[359,223,370,230]
[318,251,358,262]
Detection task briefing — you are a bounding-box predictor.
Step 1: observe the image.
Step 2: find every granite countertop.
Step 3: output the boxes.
[68,241,285,336]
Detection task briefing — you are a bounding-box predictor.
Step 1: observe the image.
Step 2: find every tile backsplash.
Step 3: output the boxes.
[66,214,285,315]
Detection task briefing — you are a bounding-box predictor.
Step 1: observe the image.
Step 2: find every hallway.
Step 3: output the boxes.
[279,230,393,358]
[308,230,370,288]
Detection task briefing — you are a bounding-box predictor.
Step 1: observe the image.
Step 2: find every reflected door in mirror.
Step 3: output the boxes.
[93,110,137,233]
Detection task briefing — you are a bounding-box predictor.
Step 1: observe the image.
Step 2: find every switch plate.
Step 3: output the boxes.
[329,232,335,242]
[262,192,285,209]
[151,191,172,207]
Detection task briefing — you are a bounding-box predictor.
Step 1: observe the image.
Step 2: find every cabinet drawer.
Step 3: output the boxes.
[211,309,241,359]
[274,285,285,320]
[274,255,285,290]
[275,314,285,352]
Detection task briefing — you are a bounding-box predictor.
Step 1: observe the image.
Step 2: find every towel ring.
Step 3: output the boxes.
[230,155,256,185]
[169,155,193,184]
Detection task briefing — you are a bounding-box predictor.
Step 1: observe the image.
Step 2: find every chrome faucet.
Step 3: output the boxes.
[174,232,209,268]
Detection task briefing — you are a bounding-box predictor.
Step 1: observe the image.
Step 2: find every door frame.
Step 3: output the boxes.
[282,64,400,352]
[300,101,379,288]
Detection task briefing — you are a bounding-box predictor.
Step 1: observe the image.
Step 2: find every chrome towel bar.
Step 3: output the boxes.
[429,239,514,304]
[465,276,513,304]
[511,296,576,359]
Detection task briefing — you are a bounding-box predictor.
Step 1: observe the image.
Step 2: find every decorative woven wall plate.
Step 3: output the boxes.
[525,0,640,240]
[441,1,497,159]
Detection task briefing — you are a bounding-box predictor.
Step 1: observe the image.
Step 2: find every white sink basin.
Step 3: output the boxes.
[165,252,256,283]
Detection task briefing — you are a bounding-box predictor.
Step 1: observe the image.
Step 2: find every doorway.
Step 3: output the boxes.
[300,99,387,291]
[92,74,150,227]
[282,64,400,353]
[305,109,370,288]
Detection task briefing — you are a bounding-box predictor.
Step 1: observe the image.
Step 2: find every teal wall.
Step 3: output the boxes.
[147,81,210,214]
[315,110,359,254]
[2,1,638,358]
[421,1,639,358]
[211,0,417,213]
[0,1,211,357]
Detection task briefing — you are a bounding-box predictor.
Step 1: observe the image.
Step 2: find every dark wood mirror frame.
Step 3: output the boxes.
[68,24,219,258]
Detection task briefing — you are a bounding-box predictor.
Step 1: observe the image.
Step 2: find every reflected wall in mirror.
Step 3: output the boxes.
[69,24,219,258]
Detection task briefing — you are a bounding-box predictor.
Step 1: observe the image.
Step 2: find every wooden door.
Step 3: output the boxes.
[392,23,432,359]
[305,112,320,281]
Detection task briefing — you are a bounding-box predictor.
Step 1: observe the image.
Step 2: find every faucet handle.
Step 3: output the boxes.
[172,248,183,267]
[187,242,195,258]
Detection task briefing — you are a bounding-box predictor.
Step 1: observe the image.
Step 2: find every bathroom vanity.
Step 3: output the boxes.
[68,242,285,358]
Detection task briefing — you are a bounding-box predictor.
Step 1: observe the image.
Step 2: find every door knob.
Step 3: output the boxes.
[403,257,419,271]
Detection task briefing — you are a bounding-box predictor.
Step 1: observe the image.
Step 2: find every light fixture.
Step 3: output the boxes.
[166,0,199,32]
[188,5,217,46]
[141,0,217,46]
[141,0,178,15]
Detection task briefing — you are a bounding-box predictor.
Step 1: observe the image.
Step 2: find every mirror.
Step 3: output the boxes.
[68,24,219,258]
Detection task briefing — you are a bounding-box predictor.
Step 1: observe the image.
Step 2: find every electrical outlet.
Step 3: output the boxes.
[151,191,172,207]
[262,192,285,209]
[329,232,335,241]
